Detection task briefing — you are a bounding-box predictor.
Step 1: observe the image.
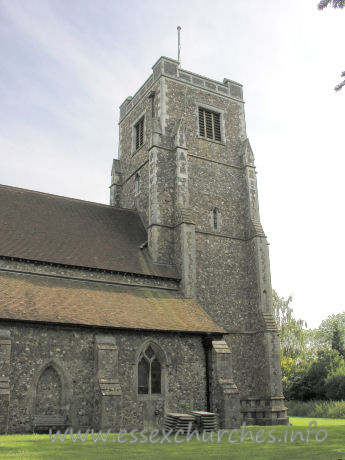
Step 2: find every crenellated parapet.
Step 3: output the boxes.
[119,57,243,123]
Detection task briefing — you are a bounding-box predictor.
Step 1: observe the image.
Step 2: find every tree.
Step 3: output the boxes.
[272,290,308,396]
[285,348,345,400]
[325,371,345,400]
[317,0,345,91]
[317,0,345,9]
[331,322,345,357]
[334,71,345,92]
[311,312,345,356]
[272,290,307,360]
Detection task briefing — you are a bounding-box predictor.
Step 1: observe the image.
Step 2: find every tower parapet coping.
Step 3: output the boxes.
[119,57,244,122]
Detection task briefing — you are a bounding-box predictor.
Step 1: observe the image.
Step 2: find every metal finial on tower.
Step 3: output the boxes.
[177,26,181,68]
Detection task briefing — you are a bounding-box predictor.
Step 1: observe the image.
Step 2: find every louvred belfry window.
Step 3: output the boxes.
[135,117,144,150]
[199,108,221,142]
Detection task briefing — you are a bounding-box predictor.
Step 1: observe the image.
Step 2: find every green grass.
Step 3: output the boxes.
[1,418,345,459]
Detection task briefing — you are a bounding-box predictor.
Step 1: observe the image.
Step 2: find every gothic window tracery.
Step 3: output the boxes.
[138,344,162,395]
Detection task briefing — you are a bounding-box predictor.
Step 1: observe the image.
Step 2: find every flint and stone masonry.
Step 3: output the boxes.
[0,57,287,433]
[111,57,287,425]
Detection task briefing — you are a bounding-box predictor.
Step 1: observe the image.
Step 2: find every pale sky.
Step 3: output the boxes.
[0,0,344,329]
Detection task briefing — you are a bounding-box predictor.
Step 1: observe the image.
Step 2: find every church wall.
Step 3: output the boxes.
[2,321,208,433]
[188,159,250,238]
[120,161,150,227]
[195,233,268,396]
[118,80,160,224]
[195,234,261,329]
[161,77,275,401]
[5,323,95,433]
[225,333,270,397]
[164,78,244,166]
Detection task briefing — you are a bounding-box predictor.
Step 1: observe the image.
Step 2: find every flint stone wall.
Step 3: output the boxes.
[3,321,207,433]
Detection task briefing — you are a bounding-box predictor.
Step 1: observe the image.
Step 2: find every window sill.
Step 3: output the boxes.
[197,136,225,146]
[137,394,165,401]
[132,142,147,156]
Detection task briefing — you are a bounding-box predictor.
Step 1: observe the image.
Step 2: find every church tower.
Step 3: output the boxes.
[110,57,287,425]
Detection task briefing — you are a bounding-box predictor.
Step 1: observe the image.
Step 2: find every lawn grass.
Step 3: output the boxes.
[1,418,345,459]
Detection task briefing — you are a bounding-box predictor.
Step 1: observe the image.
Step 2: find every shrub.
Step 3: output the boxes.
[284,349,345,401]
[286,400,345,418]
[325,372,345,400]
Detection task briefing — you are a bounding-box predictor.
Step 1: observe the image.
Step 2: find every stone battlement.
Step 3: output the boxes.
[119,56,243,121]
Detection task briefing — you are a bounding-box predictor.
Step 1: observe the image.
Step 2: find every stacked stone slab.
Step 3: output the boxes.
[190,411,218,432]
[163,413,196,434]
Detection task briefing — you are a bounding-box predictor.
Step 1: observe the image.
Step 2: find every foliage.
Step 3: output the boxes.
[272,290,307,360]
[285,349,345,401]
[310,312,345,356]
[306,349,345,398]
[317,0,345,90]
[272,290,309,396]
[318,0,345,9]
[334,71,345,91]
[272,292,345,402]
[286,399,345,418]
[325,371,345,400]
[331,322,345,356]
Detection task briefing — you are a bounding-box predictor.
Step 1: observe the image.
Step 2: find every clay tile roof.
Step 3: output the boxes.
[0,184,179,279]
[0,272,225,334]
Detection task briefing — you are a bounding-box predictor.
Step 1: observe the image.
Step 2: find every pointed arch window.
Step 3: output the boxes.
[135,173,141,196]
[199,107,221,142]
[213,207,218,230]
[138,344,162,395]
[135,116,144,150]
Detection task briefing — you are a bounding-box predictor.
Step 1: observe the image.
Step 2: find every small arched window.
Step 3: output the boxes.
[213,207,218,230]
[138,344,161,395]
[135,173,141,195]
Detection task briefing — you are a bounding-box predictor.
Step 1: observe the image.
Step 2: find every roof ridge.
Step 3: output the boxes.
[0,183,138,213]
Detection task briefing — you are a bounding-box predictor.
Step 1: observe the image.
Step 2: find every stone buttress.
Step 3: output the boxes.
[0,329,11,434]
[240,139,287,424]
[94,334,122,430]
